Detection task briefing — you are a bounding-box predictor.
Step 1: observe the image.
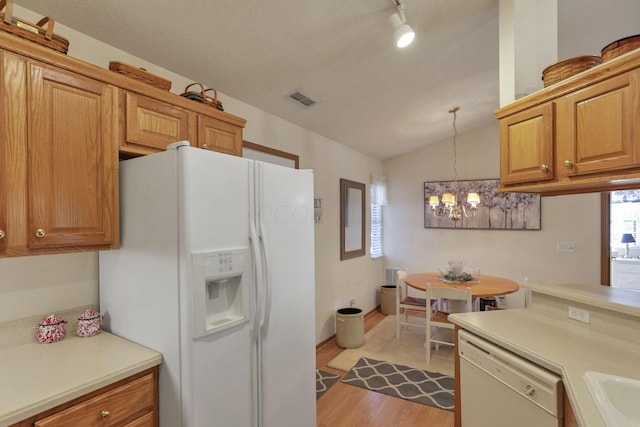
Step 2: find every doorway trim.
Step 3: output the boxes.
[601,192,610,286]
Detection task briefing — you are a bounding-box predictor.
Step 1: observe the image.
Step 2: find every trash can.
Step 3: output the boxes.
[335,308,365,349]
[380,285,397,315]
[479,297,497,311]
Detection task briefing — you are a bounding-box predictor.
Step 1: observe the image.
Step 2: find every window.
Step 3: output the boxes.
[610,190,640,251]
[370,175,387,259]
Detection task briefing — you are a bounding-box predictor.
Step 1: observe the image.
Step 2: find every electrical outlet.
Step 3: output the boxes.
[568,306,590,323]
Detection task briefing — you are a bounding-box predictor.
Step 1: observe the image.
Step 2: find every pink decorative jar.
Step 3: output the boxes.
[36,314,67,343]
[76,308,103,337]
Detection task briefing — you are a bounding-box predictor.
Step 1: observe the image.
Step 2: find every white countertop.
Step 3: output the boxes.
[523,281,640,318]
[0,330,162,426]
[449,307,640,427]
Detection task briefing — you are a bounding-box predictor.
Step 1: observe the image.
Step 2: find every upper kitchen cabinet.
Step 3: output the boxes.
[0,50,119,257]
[119,91,195,157]
[197,115,242,156]
[500,102,555,185]
[497,48,640,195]
[118,91,244,158]
[27,61,118,251]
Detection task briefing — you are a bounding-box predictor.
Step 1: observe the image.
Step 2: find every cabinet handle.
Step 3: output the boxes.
[101,410,111,420]
[563,160,574,169]
[0,230,4,239]
[540,164,549,172]
[35,229,46,238]
[202,143,208,149]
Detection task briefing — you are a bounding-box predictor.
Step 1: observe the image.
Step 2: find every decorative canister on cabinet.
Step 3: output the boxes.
[76,308,103,337]
[36,314,67,343]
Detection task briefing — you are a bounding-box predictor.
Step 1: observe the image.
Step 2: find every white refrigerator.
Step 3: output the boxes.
[99,142,316,427]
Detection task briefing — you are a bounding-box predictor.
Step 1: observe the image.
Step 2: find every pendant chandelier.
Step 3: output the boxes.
[428,107,480,222]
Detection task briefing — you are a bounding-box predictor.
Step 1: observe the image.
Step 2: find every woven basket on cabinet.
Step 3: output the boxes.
[601,35,640,62]
[541,55,602,87]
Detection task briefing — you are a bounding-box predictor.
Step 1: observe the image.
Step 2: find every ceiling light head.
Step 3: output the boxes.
[388,0,415,48]
[389,13,415,48]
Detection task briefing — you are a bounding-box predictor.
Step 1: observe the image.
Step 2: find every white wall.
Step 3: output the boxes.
[1,5,385,343]
[383,123,601,308]
[558,0,640,59]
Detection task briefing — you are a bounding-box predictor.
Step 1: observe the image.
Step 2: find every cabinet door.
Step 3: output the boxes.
[122,92,194,155]
[27,62,118,249]
[197,115,242,156]
[557,70,640,177]
[500,103,555,185]
[0,52,27,255]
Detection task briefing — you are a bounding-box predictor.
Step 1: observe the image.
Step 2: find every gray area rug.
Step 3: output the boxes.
[341,357,454,411]
[316,369,341,399]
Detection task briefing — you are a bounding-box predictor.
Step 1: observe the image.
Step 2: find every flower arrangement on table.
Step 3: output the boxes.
[439,260,479,283]
[439,270,478,284]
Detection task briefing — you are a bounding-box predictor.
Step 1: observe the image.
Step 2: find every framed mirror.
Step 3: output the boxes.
[340,178,366,260]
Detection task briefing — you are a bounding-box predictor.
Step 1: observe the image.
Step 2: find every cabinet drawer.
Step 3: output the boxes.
[617,272,640,289]
[34,373,154,427]
[123,411,154,427]
[617,262,640,273]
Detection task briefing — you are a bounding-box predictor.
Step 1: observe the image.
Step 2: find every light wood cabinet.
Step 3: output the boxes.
[0,51,119,257]
[118,91,244,158]
[120,91,195,157]
[497,49,640,195]
[556,70,640,177]
[500,102,555,185]
[0,30,246,257]
[10,368,158,427]
[197,114,242,156]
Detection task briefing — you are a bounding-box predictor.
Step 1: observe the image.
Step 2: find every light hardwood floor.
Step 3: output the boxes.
[316,309,454,427]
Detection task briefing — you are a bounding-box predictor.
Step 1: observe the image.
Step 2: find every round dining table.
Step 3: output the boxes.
[404,272,519,298]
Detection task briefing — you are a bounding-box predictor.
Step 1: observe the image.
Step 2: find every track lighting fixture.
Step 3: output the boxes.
[389,0,415,48]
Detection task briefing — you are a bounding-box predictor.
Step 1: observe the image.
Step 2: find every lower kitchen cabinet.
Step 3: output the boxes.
[10,367,158,427]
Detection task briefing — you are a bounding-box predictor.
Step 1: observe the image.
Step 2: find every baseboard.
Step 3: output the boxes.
[315,306,382,349]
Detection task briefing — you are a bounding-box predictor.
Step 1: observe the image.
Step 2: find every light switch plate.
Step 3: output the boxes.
[557,242,576,253]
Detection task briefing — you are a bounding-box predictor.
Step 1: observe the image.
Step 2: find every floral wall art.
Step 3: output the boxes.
[424,179,541,230]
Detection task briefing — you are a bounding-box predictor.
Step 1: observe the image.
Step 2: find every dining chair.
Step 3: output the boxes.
[396,269,429,338]
[425,283,472,363]
[440,265,479,312]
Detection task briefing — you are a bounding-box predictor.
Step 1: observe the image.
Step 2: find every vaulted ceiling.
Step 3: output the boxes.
[16,0,501,159]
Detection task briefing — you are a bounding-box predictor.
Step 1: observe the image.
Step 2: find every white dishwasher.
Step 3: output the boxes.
[458,330,563,427]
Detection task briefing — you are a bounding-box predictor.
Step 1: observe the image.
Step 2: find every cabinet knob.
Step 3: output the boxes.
[563,160,574,169]
[202,143,208,149]
[35,229,46,238]
[101,410,111,420]
[0,230,4,239]
[540,164,549,172]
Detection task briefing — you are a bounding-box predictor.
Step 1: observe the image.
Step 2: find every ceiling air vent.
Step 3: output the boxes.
[288,91,316,107]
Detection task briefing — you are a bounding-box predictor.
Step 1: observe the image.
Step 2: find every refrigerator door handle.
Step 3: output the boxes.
[249,223,264,337]
[258,223,272,333]
[255,162,272,333]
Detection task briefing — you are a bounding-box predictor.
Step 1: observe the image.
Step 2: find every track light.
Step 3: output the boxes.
[389,0,415,48]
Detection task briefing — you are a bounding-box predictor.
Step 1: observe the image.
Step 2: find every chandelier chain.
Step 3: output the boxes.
[450,107,459,183]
